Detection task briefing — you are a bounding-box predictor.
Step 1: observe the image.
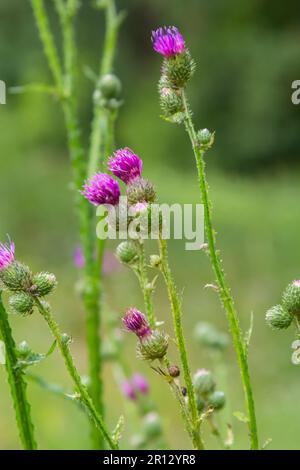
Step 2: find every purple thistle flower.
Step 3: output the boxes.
[151,26,185,57]
[121,380,137,401]
[123,307,151,339]
[294,280,300,287]
[82,173,120,206]
[132,373,149,395]
[108,148,143,185]
[0,239,15,271]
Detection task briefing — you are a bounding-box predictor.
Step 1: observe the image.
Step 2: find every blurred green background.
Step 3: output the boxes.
[0,0,300,450]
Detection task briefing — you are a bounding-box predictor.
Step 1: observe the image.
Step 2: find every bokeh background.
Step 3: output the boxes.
[0,0,300,449]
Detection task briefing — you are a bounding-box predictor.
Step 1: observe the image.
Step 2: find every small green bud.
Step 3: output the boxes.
[158,76,183,117]
[149,255,161,269]
[9,292,34,316]
[17,341,31,355]
[0,262,32,291]
[265,305,292,330]
[207,390,226,411]
[194,322,229,351]
[143,412,162,439]
[197,128,214,149]
[162,50,195,88]
[282,281,300,317]
[196,395,206,413]
[99,74,122,99]
[137,330,169,361]
[116,241,138,265]
[31,272,57,297]
[168,365,180,378]
[193,369,215,396]
[127,178,156,206]
[61,333,72,345]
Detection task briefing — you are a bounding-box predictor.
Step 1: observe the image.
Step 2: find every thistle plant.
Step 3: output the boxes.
[152,25,259,449]
[266,280,300,334]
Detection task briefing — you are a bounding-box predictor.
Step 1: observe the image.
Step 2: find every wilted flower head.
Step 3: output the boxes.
[82,173,120,206]
[132,373,149,395]
[0,239,15,271]
[123,307,151,338]
[108,148,143,185]
[151,26,185,57]
[121,380,136,401]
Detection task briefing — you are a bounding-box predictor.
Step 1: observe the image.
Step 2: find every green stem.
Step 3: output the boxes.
[0,293,37,450]
[158,237,204,450]
[181,90,259,450]
[34,298,118,450]
[135,239,156,328]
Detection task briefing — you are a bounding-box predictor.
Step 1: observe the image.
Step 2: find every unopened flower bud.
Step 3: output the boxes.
[197,128,214,149]
[194,322,229,351]
[207,390,226,411]
[137,330,169,361]
[99,74,122,99]
[282,280,300,317]
[265,304,292,330]
[126,178,156,206]
[168,365,180,378]
[31,272,57,297]
[143,412,162,439]
[17,341,31,355]
[159,76,183,117]
[116,241,138,265]
[0,262,32,292]
[161,50,195,89]
[9,292,34,316]
[193,369,215,396]
[196,396,206,413]
[150,255,161,269]
[123,308,151,339]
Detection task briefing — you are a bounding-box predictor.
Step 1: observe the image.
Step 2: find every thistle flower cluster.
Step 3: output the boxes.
[123,307,168,361]
[151,26,195,120]
[193,369,226,414]
[121,373,149,401]
[0,239,57,316]
[266,280,300,331]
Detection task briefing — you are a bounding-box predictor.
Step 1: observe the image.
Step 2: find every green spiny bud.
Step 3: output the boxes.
[207,390,226,411]
[265,305,292,330]
[0,262,32,292]
[99,74,122,99]
[9,292,34,316]
[162,50,195,88]
[31,272,57,297]
[137,330,169,361]
[158,76,183,117]
[149,255,161,269]
[197,128,215,149]
[143,412,162,439]
[282,281,300,317]
[193,369,215,396]
[194,322,229,351]
[126,178,156,206]
[116,241,138,265]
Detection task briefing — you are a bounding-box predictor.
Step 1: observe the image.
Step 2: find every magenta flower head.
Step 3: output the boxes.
[293,280,300,287]
[151,26,185,57]
[82,173,120,206]
[132,373,149,395]
[121,380,136,401]
[108,148,143,185]
[0,239,15,271]
[123,307,151,339]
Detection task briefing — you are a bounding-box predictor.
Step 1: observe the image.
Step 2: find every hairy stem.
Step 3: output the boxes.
[34,298,118,450]
[181,90,259,450]
[0,293,37,450]
[135,240,156,328]
[158,237,204,450]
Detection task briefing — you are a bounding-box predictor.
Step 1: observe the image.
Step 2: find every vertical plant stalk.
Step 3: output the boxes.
[0,293,37,450]
[181,90,259,450]
[158,236,204,450]
[134,239,156,328]
[34,298,118,450]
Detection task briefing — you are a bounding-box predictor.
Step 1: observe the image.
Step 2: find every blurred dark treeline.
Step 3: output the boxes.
[1,0,300,173]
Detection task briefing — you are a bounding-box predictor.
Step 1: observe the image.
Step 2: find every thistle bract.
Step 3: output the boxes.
[266,305,293,330]
[0,261,32,292]
[82,173,120,206]
[116,241,138,265]
[126,178,156,205]
[108,148,143,185]
[282,281,300,316]
[32,272,57,297]
[161,51,195,89]
[193,369,215,396]
[9,292,34,316]
[137,330,169,361]
[151,27,185,57]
